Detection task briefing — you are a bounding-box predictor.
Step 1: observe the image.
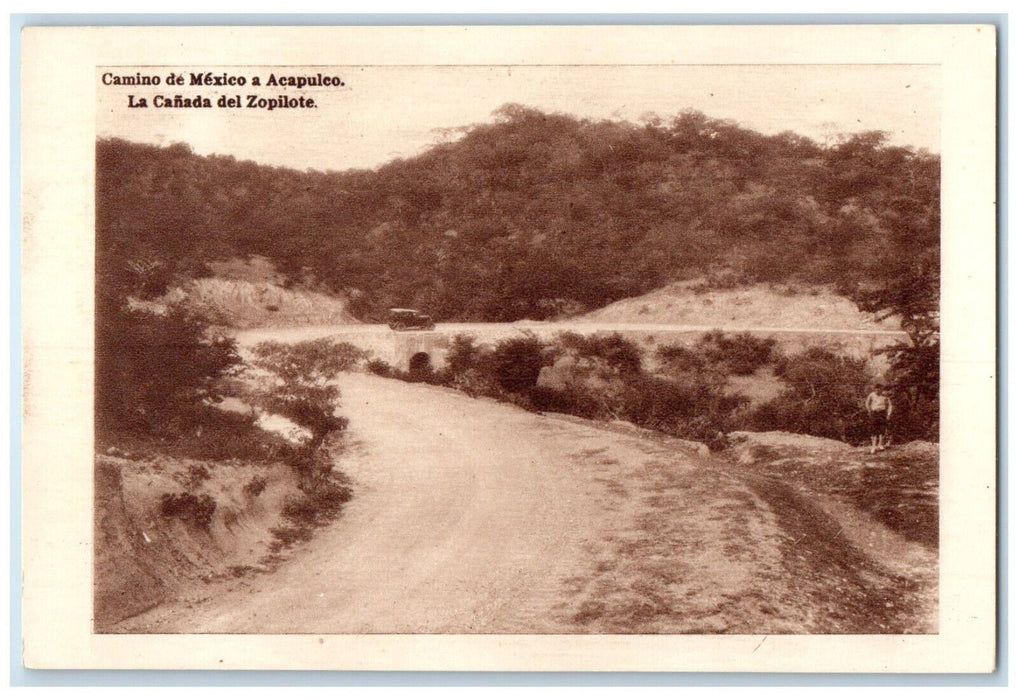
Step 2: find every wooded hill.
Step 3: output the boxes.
[97,105,939,322]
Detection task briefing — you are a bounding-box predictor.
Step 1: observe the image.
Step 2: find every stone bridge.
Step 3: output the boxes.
[236,323,909,374]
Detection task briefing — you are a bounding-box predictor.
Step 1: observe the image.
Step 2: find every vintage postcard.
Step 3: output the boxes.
[20,24,996,671]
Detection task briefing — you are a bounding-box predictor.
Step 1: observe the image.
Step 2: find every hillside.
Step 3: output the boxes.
[167,257,357,328]
[577,281,901,330]
[97,105,939,323]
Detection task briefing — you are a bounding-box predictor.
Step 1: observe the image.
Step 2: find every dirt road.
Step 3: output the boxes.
[117,374,935,634]
[235,321,907,346]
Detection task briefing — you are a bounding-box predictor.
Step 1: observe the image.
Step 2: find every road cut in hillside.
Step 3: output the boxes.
[115,373,935,634]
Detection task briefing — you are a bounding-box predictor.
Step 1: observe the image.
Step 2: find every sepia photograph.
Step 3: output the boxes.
[20,24,996,671]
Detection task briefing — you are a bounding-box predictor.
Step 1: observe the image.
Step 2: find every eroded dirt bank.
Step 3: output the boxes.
[94,446,349,631]
[113,373,937,634]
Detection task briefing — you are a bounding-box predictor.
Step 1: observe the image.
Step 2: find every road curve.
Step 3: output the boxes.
[116,373,788,633]
[117,373,933,634]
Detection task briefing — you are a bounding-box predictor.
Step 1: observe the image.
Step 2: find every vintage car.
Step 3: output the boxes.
[387,308,436,331]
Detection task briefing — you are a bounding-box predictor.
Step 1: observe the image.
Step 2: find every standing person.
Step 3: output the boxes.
[865,381,893,454]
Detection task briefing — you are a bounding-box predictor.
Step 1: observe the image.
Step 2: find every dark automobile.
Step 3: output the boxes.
[387,308,436,331]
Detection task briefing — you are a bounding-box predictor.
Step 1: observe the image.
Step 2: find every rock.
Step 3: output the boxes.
[892,440,939,458]
[607,419,711,456]
[727,430,852,452]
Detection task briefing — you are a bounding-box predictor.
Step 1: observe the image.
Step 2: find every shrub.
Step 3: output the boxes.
[95,301,240,434]
[246,339,354,489]
[280,481,352,526]
[366,358,394,377]
[187,464,211,489]
[450,367,502,398]
[243,476,267,499]
[557,332,644,376]
[126,403,289,463]
[263,386,349,450]
[530,385,605,419]
[621,374,701,428]
[751,348,871,442]
[249,341,353,448]
[252,338,366,384]
[445,334,483,377]
[490,335,549,394]
[159,492,216,529]
[655,343,710,374]
[696,331,776,375]
[271,478,354,550]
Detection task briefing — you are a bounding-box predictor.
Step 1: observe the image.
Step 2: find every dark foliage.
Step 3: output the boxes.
[444,334,484,378]
[251,339,366,384]
[750,348,872,443]
[528,385,606,419]
[96,108,939,323]
[280,481,353,526]
[696,331,776,376]
[856,255,940,441]
[242,476,268,499]
[557,332,644,376]
[154,406,289,463]
[489,335,549,394]
[95,300,240,434]
[159,492,216,530]
[187,464,211,489]
[365,358,395,377]
[425,333,744,451]
[249,340,353,451]
[655,343,711,374]
[269,478,354,551]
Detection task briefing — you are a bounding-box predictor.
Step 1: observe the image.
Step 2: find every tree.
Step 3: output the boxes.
[94,253,239,434]
[248,339,361,450]
[753,348,872,442]
[856,253,940,440]
[246,339,361,488]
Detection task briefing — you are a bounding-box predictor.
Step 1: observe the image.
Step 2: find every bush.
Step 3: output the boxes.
[696,331,776,375]
[557,332,644,376]
[252,338,366,383]
[95,301,240,433]
[187,464,211,489]
[444,334,483,378]
[490,335,549,394]
[116,402,290,463]
[243,476,267,498]
[160,492,216,529]
[246,338,354,489]
[751,348,871,442]
[655,343,710,374]
[270,478,354,550]
[280,480,352,526]
[249,340,353,449]
[366,358,395,377]
[263,386,349,449]
[449,367,502,398]
[616,374,741,450]
[530,384,613,420]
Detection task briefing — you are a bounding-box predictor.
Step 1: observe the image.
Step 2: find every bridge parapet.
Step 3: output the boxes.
[391,331,451,372]
[236,323,907,373]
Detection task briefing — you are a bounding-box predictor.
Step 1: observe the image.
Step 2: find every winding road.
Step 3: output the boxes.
[118,371,935,634]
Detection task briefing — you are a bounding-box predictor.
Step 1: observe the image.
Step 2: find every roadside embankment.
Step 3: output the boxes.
[94,443,348,631]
